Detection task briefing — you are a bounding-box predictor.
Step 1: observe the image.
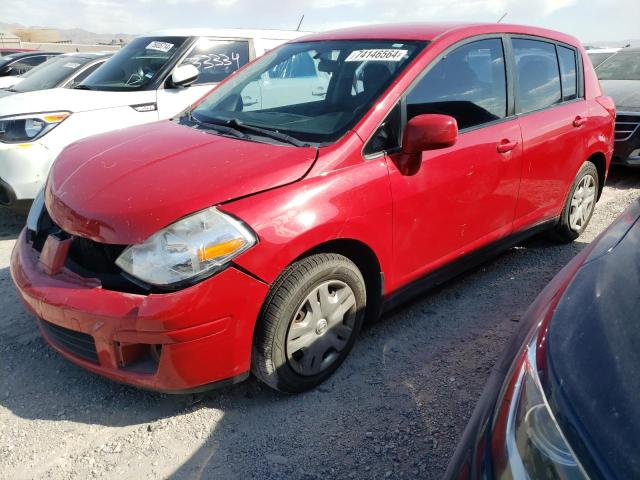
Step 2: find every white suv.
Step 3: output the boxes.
[0,29,308,207]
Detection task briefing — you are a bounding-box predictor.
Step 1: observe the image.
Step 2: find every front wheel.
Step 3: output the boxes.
[252,253,366,393]
[549,161,599,243]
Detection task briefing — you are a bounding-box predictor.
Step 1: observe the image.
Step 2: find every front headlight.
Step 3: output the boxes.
[493,334,588,479]
[0,111,70,143]
[115,207,256,287]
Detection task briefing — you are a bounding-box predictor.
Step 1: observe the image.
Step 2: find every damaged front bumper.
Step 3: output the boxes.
[10,229,269,393]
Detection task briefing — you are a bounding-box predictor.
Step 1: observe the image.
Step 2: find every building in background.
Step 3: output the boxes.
[13,28,64,43]
[0,31,21,49]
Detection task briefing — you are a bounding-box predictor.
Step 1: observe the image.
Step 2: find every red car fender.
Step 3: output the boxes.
[223,154,394,293]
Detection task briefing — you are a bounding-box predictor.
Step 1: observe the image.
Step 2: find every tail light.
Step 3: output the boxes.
[490,305,589,479]
[596,95,616,118]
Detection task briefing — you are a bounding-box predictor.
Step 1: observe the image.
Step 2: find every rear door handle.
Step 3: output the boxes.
[497,139,518,154]
[573,116,587,127]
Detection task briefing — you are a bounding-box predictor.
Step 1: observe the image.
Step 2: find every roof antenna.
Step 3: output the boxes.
[297,14,305,31]
[497,12,507,23]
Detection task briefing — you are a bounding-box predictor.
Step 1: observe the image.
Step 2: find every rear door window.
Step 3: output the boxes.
[406,38,507,130]
[180,39,250,84]
[268,52,318,79]
[512,38,562,113]
[10,55,50,75]
[69,61,104,86]
[557,46,578,101]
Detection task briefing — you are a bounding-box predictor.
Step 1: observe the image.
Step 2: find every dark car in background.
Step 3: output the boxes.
[586,48,619,68]
[0,51,61,77]
[445,199,640,479]
[0,52,112,97]
[596,47,640,167]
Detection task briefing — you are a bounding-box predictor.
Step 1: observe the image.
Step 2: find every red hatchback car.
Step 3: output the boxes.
[11,23,614,393]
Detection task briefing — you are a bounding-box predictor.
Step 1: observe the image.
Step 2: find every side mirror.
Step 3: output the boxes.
[169,64,199,88]
[402,114,458,154]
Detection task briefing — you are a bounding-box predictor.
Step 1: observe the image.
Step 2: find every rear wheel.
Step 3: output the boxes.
[252,253,366,393]
[549,161,599,242]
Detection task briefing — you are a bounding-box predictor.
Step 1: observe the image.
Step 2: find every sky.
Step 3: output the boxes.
[3,0,639,43]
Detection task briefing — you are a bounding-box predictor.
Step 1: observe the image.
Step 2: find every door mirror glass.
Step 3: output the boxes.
[169,64,199,88]
[402,114,458,153]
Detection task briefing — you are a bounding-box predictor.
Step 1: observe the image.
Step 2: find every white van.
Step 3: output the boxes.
[0,29,309,207]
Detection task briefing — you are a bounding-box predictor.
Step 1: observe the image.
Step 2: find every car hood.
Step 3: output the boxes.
[0,75,21,90]
[0,87,154,116]
[46,120,318,244]
[547,199,640,479]
[0,88,14,99]
[599,79,640,111]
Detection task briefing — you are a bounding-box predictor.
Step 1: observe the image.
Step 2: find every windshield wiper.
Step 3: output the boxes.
[224,119,309,147]
[73,84,93,90]
[199,117,308,147]
[187,112,249,139]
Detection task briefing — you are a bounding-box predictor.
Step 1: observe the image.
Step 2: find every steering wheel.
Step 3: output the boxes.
[125,65,146,86]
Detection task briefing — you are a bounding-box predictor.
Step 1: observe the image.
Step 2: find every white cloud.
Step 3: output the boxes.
[2,0,639,42]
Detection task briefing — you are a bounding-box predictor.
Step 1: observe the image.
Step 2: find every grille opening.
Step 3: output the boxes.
[28,209,150,295]
[615,114,640,141]
[40,319,99,364]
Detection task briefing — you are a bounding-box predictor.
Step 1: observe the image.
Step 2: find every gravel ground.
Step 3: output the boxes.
[0,167,639,480]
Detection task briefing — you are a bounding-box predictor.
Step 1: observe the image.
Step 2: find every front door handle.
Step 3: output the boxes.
[573,116,587,127]
[497,139,518,154]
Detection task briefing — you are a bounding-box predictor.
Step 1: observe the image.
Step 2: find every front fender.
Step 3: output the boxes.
[222,158,394,290]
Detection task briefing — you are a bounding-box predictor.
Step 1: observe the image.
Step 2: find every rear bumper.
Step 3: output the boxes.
[10,229,270,392]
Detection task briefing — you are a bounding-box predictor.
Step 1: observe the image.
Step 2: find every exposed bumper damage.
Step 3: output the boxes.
[10,229,269,392]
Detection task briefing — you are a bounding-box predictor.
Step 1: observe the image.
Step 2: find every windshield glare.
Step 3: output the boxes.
[12,55,90,92]
[191,40,426,144]
[597,52,640,80]
[80,36,187,91]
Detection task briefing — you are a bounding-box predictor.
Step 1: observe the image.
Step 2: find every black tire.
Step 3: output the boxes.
[549,161,599,243]
[252,253,366,393]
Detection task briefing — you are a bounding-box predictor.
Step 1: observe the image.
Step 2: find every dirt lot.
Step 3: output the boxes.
[0,167,638,480]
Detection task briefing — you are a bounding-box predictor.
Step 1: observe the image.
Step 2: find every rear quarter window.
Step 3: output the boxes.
[557,46,577,101]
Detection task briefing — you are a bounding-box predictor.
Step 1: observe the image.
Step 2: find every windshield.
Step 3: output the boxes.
[597,52,640,80]
[79,36,187,91]
[11,55,91,92]
[0,54,20,69]
[588,52,616,68]
[190,40,426,144]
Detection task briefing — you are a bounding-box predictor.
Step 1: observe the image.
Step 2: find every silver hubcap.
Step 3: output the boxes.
[286,280,357,376]
[569,174,596,232]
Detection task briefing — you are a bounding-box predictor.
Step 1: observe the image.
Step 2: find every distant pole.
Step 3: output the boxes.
[497,12,507,23]
[297,14,305,31]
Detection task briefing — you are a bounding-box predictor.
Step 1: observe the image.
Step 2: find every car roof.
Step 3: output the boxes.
[612,46,640,53]
[141,28,311,40]
[588,48,621,53]
[4,51,61,59]
[59,51,114,59]
[294,22,579,45]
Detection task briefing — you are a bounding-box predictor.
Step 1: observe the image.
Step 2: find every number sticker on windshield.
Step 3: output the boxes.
[146,41,174,53]
[63,62,81,69]
[345,49,408,62]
